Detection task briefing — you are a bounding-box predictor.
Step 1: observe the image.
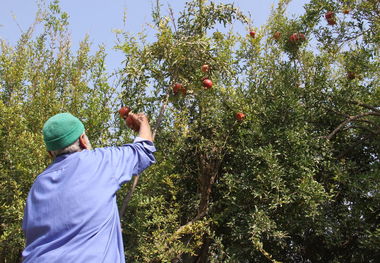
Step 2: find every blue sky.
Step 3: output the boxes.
[0,0,308,74]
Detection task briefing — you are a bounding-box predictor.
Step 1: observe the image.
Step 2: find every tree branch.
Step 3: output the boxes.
[350,101,380,113]
[169,209,208,243]
[326,112,380,140]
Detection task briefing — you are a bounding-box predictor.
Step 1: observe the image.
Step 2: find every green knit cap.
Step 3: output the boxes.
[43,113,85,151]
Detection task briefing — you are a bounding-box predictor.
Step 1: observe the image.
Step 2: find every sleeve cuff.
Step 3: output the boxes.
[132,137,156,152]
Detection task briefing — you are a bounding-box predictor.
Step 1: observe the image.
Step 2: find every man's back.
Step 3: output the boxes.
[22,140,155,262]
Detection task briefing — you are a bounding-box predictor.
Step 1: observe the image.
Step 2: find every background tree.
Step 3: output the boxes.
[0,1,116,261]
[117,0,379,262]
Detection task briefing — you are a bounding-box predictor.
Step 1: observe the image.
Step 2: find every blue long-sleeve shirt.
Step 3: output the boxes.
[22,137,156,262]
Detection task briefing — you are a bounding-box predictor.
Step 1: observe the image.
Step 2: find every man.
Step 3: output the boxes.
[22,112,156,262]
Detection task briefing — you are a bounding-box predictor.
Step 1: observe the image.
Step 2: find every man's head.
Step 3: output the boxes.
[43,113,91,158]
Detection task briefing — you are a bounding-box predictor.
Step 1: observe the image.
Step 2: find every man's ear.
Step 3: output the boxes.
[79,133,90,150]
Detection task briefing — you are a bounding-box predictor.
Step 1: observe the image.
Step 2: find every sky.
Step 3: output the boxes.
[0,0,309,75]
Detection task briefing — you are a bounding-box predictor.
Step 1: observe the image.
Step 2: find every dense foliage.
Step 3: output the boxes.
[1,0,379,262]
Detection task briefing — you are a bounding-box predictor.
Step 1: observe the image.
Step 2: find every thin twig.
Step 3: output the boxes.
[153,92,171,138]
[168,5,177,33]
[119,174,139,216]
[11,12,24,34]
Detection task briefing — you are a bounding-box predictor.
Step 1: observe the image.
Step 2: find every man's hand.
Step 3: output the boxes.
[126,113,154,142]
